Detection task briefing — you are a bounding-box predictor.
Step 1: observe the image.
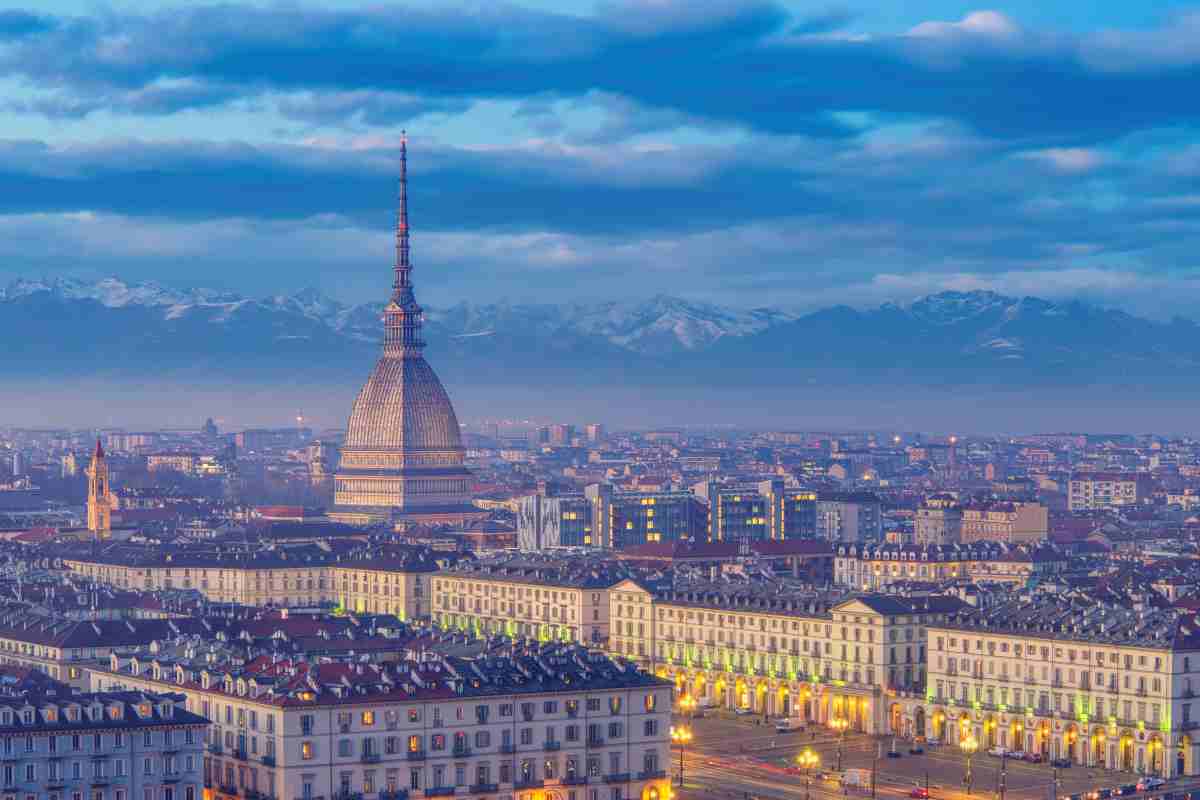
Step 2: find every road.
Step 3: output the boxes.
[671,714,1174,800]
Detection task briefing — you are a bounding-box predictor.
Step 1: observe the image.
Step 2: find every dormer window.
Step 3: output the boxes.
[22,711,33,724]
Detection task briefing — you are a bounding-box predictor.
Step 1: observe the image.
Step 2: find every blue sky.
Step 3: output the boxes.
[2,0,1200,313]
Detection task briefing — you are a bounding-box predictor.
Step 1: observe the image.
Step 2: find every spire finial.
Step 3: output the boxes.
[383,132,425,355]
[394,131,410,296]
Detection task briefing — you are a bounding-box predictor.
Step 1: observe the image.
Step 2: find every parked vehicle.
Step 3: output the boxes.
[911,789,930,799]
[1139,779,1167,792]
[1050,757,1072,768]
[1007,750,1026,760]
[735,706,756,716]
[887,750,902,758]
[775,717,805,733]
[1024,753,1044,763]
[988,746,1007,757]
[909,745,925,755]
[1117,784,1139,796]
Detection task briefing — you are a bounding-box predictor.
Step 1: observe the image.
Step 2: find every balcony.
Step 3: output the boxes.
[261,755,276,767]
[406,751,427,761]
[499,744,515,754]
[209,744,224,755]
[423,788,456,798]
[513,779,544,791]
[379,792,409,800]
[562,776,588,786]
[452,746,472,758]
[637,770,667,781]
[566,708,579,719]
[233,749,248,761]
[543,741,561,751]
[333,793,363,800]
[361,752,382,764]
[604,773,631,784]
[468,785,498,795]
[219,785,239,796]
[586,737,605,748]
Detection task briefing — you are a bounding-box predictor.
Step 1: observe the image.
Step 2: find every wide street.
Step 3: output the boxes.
[671,713,1169,800]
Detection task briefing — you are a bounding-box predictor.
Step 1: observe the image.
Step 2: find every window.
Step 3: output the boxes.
[300,715,314,736]
[644,720,658,736]
[337,739,351,757]
[301,742,314,760]
[362,711,375,726]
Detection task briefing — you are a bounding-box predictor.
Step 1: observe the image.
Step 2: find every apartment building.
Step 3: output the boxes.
[959,501,1048,544]
[833,543,1069,590]
[0,689,207,800]
[606,578,963,734]
[90,644,672,800]
[914,598,1200,778]
[0,607,204,688]
[914,495,962,546]
[1069,472,1150,511]
[62,546,439,619]
[431,559,626,645]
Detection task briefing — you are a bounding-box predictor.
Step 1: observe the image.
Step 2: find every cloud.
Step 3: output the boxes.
[907,11,1020,40]
[2,3,1200,145]
[1020,147,1105,174]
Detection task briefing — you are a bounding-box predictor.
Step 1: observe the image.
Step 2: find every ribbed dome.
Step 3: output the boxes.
[343,355,463,452]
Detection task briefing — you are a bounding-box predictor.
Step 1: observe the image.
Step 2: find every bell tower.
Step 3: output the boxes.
[87,439,112,539]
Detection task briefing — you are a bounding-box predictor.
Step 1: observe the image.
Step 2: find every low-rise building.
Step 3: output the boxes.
[607,577,964,734]
[915,598,1200,777]
[834,542,1069,590]
[0,688,207,800]
[960,501,1048,544]
[91,644,672,800]
[1069,472,1150,511]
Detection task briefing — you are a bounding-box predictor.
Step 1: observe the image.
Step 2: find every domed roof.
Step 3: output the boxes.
[343,354,463,452]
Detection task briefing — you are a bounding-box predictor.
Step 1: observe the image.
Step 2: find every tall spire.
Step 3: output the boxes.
[393,131,411,302]
[384,132,425,356]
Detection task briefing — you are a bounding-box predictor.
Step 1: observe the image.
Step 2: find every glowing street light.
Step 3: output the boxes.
[678,695,697,718]
[831,717,849,771]
[796,748,820,800]
[960,733,978,795]
[670,725,693,787]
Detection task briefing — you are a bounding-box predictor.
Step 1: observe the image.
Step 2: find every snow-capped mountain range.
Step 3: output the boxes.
[5,276,1200,386]
[0,277,797,355]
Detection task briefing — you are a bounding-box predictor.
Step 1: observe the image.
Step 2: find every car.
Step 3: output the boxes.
[1118,784,1139,796]
[1050,758,1072,768]
[1099,789,1115,799]
[988,746,1007,757]
[911,788,931,799]
[1008,750,1026,760]
[887,750,902,758]
[1139,779,1167,792]
[1024,753,1044,763]
[735,707,756,716]
[926,738,940,747]
[909,745,925,755]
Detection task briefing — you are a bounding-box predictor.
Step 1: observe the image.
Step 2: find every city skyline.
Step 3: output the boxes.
[0,2,1199,316]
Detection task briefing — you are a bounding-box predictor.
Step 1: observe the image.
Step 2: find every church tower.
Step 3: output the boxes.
[86,439,112,539]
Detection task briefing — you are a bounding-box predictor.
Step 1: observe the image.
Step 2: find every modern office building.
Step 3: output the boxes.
[694,480,817,542]
[815,492,882,543]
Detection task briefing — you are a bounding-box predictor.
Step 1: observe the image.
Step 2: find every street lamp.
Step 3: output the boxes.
[831,717,849,771]
[678,695,697,719]
[797,748,820,800]
[960,733,978,795]
[670,725,693,788]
